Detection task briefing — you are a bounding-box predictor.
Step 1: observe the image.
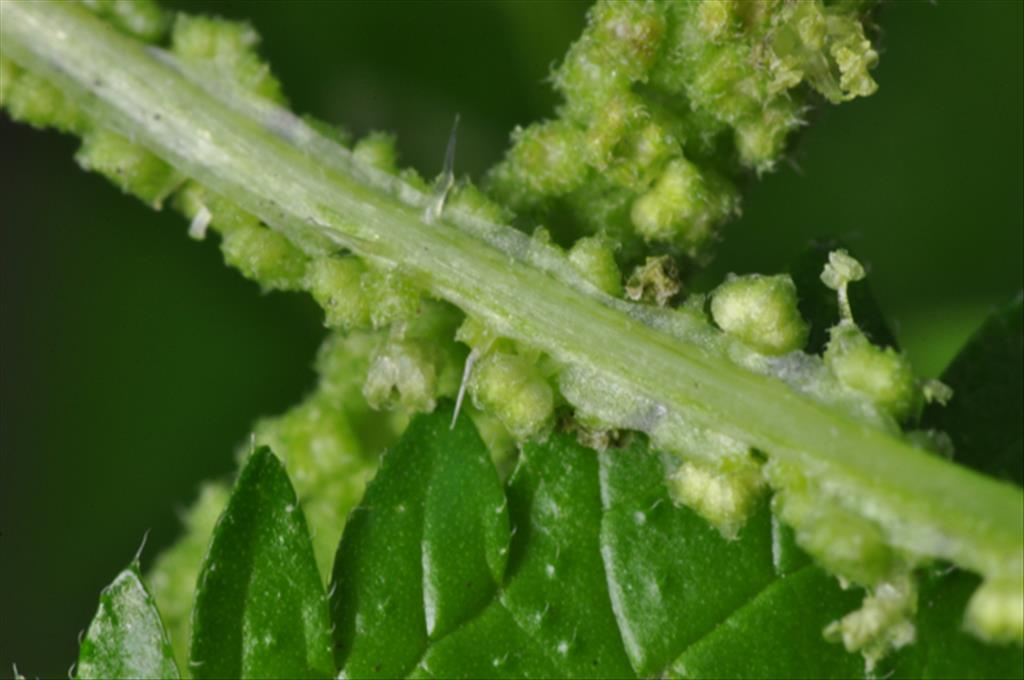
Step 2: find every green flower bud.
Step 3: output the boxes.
[586,0,665,80]
[581,93,647,169]
[567,236,623,296]
[470,351,554,440]
[688,42,763,125]
[171,14,285,104]
[669,459,764,539]
[302,114,352,148]
[219,224,308,291]
[734,101,801,172]
[173,182,262,234]
[4,68,88,134]
[362,267,420,329]
[772,484,896,587]
[630,159,739,253]
[492,120,590,207]
[81,0,170,42]
[448,182,512,224]
[554,1,665,116]
[965,577,1024,646]
[619,119,681,182]
[487,0,879,261]
[696,0,735,41]
[710,273,809,355]
[825,324,920,422]
[305,256,372,330]
[631,158,702,242]
[399,167,431,193]
[563,178,635,247]
[76,129,183,208]
[353,131,399,174]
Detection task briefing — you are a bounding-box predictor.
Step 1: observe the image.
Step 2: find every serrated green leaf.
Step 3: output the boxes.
[496,431,633,678]
[330,404,864,678]
[329,402,509,677]
[76,563,180,680]
[599,444,815,676]
[601,441,861,679]
[189,447,334,679]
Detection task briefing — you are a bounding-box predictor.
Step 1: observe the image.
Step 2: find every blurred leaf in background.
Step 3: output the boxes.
[0,2,1020,677]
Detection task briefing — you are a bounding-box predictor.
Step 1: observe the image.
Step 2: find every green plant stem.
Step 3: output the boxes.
[3,1,1020,590]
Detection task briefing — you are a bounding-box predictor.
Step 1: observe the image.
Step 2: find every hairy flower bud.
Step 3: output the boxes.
[711,273,809,355]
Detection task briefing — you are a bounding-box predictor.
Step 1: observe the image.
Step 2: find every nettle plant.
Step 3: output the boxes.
[3,1,1022,678]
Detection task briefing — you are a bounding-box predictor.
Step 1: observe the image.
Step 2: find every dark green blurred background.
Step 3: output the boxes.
[1,2,1020,676]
